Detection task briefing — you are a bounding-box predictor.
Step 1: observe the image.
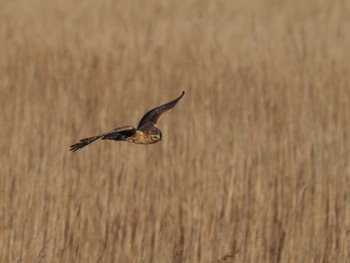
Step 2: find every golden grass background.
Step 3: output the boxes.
[1,0,350,262]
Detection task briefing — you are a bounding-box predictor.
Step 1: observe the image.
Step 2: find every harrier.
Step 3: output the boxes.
[69,91,185,152]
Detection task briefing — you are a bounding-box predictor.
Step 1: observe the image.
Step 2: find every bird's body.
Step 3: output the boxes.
[69,91,184,152]
[125,129,160,144]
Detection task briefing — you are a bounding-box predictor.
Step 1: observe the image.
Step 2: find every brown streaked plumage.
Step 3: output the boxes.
[69,91,185,152]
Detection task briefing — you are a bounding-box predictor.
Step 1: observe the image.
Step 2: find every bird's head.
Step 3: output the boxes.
[151,130,162,142]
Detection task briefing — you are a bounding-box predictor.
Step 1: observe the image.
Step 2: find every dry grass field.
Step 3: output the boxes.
[1,0,350,262]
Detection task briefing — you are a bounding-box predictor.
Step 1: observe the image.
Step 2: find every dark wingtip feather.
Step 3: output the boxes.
[69,136,100,152]
[69,141,88,152]
[180,91,185,99]
[174,91,185,104]
[172,91,185,104]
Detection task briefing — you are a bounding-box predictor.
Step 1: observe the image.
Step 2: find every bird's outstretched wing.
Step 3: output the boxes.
[137,91,185,128]
[69,125,136,152]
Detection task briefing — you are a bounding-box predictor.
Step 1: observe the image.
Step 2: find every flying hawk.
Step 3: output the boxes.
[69,91,185,152]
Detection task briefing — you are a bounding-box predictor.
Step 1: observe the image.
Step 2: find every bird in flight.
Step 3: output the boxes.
[69,91,185,152]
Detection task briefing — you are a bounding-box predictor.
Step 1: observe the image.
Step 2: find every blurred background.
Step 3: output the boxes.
[1,0,350,262]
